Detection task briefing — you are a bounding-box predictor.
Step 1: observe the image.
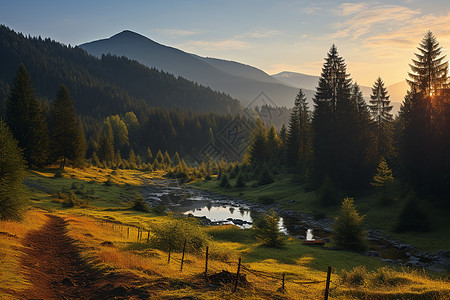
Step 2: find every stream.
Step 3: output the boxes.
[141,178,449,272]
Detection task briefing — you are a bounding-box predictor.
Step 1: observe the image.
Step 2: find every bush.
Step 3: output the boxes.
[152,203,166,215]
[253,209,284,248]
[258,168,274,185]
[62,192,82,207]
[219,174,231,188]
[394,194,430,232]
[132,194,150,212]
[341,266,367,286]
[332,197,366,251]
[372,267,411,286]
[150,216,211,253]
[235,173,246,188]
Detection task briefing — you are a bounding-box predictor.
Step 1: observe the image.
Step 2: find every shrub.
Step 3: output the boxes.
[150,216,211,253]
[62,192,82,207]
[253,209,284,248]
[152,203,166,215]
[258,168,274,185]
[236,173,246,188]
[394,194,430,232]
[132,194,150,212]
[372,267,411,286]
[332,197,366,251]
[219,174,231,188]
[341,266,367,286]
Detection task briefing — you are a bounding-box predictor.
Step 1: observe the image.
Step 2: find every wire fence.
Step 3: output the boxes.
[95,219,341,299]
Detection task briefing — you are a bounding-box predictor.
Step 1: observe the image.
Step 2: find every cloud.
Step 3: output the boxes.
[332,3,421,39]
[180,39,251,50]
[331,2,450,52]
[157,29,200,37]
[237,30,280,39]
[334,2,369,16]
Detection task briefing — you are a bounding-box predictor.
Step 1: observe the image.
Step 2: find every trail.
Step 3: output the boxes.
[19,214,149,300]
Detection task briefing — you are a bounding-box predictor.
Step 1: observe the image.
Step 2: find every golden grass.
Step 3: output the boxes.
[61,166,164,186]
[0,209,48,296]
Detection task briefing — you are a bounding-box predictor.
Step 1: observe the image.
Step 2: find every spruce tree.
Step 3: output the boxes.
[407,31,448,96]
[332,198,366,251]
[50,84,86,169]
[6,64,49,167]
[98,121,114,163]
[286,89,311,171]
[0,119,27,220]
[400,33,449,195]
[247,119,268,166]
[371,157,394,188]
[312,45,364,188]
[369,77,394,160]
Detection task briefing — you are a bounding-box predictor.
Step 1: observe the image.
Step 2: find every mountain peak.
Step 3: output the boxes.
[111,30,148,40]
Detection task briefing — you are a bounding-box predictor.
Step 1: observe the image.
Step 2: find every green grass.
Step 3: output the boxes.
[192,175,450,252]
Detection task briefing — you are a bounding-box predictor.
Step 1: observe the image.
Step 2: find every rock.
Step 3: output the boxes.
[380,258,396,264]
[363,250,379,257]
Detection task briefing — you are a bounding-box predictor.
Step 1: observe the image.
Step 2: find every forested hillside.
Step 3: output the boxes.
[0,25,242,118]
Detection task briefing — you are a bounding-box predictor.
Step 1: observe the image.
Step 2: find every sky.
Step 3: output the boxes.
[1,0,449,86]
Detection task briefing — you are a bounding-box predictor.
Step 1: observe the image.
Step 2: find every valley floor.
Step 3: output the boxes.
[0,167,449,299]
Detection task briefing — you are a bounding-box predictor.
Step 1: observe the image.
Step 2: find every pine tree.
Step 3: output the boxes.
[369,77,394,160]
[332,198,366,251]
[146,147,153,164]
[312,45,364,188]
[6,64,49,167]
[279,124,287,145]
[247,119,268,166]
[286,89,311,171]
[0,119,28,220]
[50,84,86,169]
[400,33,449,195]
[407,31,448,96]
[98,121,114,163]
[371,157,394,188]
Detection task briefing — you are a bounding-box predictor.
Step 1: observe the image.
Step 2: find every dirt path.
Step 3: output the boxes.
[19,214,149,300]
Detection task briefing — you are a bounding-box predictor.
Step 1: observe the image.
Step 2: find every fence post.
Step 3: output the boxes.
[324,266,332,300]
[180,239,187,272]
[233,257,242,293]
[147,231,150,243]
[204,246,209,276]
[127,227,129,239]
[282,272,286,292]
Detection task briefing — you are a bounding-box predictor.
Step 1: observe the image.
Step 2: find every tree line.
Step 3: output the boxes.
[244,31,449,204]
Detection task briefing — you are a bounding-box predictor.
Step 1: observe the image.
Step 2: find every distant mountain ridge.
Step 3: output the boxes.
[80,30,315,108]
[0,25,242,117]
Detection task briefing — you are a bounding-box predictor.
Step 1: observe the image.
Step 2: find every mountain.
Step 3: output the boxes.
[0,25,241,118]
[80,31,314,107]
[271,71,319,91]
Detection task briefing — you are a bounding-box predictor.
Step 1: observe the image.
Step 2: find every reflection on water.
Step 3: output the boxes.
[143,180,288,232]
[184,205,252,222]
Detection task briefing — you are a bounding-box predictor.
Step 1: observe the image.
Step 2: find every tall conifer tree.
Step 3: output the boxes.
[51,84,86,169]
[0,119,27,220]
[312,45,364,188]
[6,64,49,167]
[369,77,394,160]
